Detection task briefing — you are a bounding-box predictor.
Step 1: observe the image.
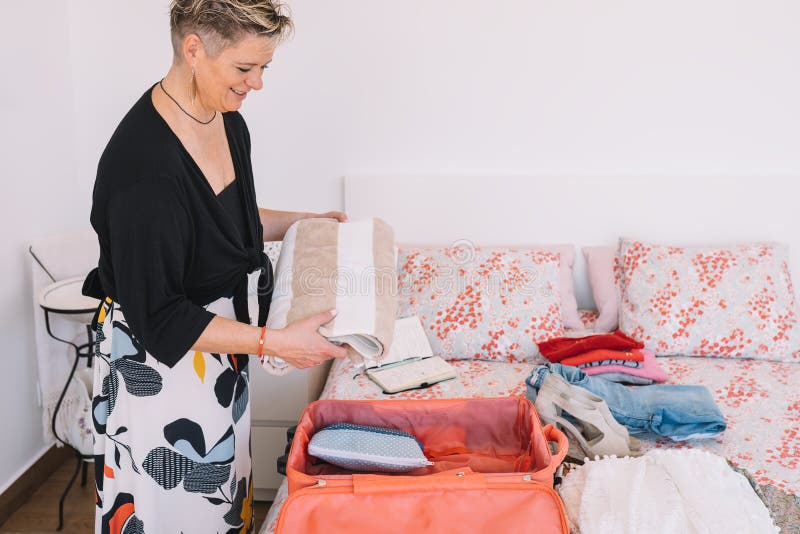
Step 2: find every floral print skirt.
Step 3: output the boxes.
[92,297,253,534]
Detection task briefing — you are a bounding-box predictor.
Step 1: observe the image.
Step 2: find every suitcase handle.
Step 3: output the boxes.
[353,468,488,495]
[543,424,569,468]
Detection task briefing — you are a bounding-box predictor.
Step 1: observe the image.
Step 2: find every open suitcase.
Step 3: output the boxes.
[276,397,569,534]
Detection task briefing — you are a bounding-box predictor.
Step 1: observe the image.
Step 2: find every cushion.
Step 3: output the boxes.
[533,244,582,329]
[397,245,564,362]
[307,423,433,473]
[399,243,580,329]
[616,238,800,362]
[583,246,619,332]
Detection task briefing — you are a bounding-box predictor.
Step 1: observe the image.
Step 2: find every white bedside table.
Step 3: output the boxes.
[249,360,331,500]
[248,240,333,500]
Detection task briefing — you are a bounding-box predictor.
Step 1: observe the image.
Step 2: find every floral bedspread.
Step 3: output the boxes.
[261,352,800,533]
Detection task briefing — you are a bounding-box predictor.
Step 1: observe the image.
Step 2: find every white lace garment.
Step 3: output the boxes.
[558,449,778,534]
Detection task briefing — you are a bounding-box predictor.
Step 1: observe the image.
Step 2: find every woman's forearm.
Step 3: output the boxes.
[190,311,347,369]
[258,208,348,241]
[258,208,310,242]
[191,315,283,356]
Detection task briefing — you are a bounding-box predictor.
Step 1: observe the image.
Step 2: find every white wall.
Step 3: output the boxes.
[67,0,800,213]
[3,0,800,491]
[0,3,84,491]
[67,0,173,205]
[258,0,800,203]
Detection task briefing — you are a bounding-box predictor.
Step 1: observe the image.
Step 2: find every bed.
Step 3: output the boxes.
[259,175,800,532]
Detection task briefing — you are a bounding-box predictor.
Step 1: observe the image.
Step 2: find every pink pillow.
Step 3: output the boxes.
[616,238,800,362]
[583,246,618,332]
[396,245,564,362]
[537,244,582,330]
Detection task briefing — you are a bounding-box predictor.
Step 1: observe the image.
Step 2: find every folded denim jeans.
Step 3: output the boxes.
[526,364,726,441]
[594,372,654,385]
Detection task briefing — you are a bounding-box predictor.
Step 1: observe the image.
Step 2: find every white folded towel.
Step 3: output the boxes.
[262,218,397,375]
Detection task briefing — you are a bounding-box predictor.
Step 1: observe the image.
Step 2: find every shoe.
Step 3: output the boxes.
[540,372,642,451]
[534,374,640,458]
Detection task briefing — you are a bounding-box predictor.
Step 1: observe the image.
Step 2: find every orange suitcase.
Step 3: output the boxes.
[276,397,569,534]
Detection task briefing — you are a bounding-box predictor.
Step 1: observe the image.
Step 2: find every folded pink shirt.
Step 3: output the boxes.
[581,349,669,383]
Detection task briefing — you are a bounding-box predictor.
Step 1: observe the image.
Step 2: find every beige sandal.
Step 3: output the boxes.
[539,372,642,451]
[534,374,641,458]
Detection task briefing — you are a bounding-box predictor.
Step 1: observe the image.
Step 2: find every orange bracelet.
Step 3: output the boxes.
[257,326,267,359]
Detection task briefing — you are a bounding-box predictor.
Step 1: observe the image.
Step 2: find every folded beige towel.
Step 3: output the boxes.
[262,218,397,374]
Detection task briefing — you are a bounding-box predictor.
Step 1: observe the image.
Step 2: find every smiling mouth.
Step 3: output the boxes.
[231,88,246,96]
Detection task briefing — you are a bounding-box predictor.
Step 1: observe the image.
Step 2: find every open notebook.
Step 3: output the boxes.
[363,316,456,394]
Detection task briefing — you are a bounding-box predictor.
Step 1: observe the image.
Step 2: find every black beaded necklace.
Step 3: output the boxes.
[159,78,217,125]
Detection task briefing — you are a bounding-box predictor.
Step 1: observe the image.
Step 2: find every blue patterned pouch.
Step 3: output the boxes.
[308,423,433,473]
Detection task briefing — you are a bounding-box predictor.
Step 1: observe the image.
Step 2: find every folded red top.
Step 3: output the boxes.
[538,330,644,363]
[560,348,645,367]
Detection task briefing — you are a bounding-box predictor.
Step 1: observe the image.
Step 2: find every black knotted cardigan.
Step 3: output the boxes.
[83,84,272,367]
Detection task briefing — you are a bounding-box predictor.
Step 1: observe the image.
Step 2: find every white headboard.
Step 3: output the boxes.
[344,175,800,308]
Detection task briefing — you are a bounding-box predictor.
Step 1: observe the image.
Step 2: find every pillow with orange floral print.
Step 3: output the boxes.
[616,238,800,362]
[396,244,563,363]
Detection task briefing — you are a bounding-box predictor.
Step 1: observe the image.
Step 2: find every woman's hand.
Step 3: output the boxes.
[315,211,348,223]
[267,309,349,369]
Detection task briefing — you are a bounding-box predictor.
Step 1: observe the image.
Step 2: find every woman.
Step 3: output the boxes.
[82,1,347,531]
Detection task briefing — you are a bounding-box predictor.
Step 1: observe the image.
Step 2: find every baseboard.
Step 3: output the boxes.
[0,444,73,526]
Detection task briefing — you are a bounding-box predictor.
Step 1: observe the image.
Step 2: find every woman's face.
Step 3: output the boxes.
[195,33,275,112]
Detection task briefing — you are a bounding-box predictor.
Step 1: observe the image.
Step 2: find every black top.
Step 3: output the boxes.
[83,84,272,367]
[217,179,250,245]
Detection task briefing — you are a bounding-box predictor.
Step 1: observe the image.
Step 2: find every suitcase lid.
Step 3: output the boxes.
[277,468,568,534]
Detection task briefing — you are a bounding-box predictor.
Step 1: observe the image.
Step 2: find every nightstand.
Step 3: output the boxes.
[249,360,331,500]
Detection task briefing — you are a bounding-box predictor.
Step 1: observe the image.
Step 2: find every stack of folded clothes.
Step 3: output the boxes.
[538,331,668,384]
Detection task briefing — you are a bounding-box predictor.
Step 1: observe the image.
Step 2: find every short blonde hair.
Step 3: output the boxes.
[169,0,293,57]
